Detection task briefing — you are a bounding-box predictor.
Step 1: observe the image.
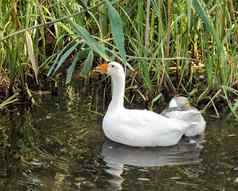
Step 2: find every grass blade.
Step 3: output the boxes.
[66,52,80,84]
[25,31,39,84]
[105,0,127,65]
[53,42,80,75]
[0,93,18,109]
[47,41,74,76]
[48,41,80,76]
[140,61,151,89]
[71,22,109,61]
[80,50,94,77]
[192,0,213,33]
[66,48,91,84]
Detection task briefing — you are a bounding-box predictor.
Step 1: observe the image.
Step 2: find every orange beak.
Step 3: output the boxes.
[94,63,108,74]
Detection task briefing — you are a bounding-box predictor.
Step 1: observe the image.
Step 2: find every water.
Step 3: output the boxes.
[0,85,238,191]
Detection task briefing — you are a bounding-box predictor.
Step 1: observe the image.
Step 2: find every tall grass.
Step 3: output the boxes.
[0,0,238,117]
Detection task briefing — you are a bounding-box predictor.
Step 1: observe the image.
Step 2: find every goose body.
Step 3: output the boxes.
[162,96,206,136]
[96,62,191,147]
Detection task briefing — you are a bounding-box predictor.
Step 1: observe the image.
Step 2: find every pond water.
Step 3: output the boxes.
[0,84,238,191]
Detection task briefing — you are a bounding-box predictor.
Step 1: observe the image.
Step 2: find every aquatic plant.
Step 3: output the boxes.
[0,0,237,117]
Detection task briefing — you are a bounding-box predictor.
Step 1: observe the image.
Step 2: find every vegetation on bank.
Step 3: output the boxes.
[0,0,238,117]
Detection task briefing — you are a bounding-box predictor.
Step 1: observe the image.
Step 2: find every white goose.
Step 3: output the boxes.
[162,96,206,136]
[95,62,191,147]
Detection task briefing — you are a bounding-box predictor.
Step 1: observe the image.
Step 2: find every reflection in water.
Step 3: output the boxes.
[0,85,105,191]
[102,138,202,190]
[1,84,238,191]
[104,162,124,191]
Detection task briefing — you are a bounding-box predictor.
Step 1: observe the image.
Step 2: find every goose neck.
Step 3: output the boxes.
[108,73,125,113]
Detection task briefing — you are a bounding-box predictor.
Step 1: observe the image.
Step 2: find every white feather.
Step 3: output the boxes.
[100,62,191,147]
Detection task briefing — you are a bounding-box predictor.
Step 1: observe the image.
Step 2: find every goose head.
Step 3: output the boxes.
[169,96,191,109]
[94,61,126,111]
[95,61,125,77]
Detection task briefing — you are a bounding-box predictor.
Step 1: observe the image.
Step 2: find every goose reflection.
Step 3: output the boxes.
[101,138,202,190]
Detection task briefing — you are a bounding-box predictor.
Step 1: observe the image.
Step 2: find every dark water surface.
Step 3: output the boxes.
[0,86,238,191]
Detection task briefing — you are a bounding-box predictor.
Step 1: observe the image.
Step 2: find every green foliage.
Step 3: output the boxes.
[47,41,81,76]
[105,0,127,65]
[80,50,94,77]
[0,0,238,116]
[71,22,108,61]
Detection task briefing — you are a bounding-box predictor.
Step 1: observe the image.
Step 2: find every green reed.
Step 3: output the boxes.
[0,0,237,117]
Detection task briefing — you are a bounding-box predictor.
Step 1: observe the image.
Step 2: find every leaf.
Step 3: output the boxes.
[66,48,91,84]
[66,52,80,84]
[149,93,162,110]
[140,61,151,89]
[192,1,222,49]
[47,41,80,76]
[187,0,192,32]
[105,0,127,65]
[0,93,18,109]
[25,31,39,84]
[80,50,94,77]
[222,86,238,118]
[192,0,223,55]
[53,42,80,75]
[192,0,213,33]
[232,99,238,112]
[71,22,109,61]
[47,41,75,76]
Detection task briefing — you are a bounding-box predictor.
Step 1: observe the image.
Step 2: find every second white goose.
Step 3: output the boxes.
[162,96,206,136]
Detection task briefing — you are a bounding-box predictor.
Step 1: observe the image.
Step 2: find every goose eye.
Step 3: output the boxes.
[111,65,114,68]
